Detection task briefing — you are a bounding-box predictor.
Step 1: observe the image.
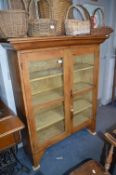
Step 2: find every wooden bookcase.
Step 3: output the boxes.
[2,35,108,168]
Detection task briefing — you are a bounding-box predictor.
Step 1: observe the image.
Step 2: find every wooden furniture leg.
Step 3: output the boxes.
[104,130,116,174]
[105,145,114,173]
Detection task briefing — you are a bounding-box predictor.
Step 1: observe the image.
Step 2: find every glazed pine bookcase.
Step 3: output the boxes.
[4,35,108,168]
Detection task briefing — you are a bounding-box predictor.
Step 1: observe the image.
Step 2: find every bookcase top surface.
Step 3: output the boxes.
[1,35,109,50]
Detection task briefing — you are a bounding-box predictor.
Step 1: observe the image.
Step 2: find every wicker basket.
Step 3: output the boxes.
[91,8,113,36]
[28,0,57,37]
[65,4,91,36]
[0,0,28,38]
[38,0,72,35]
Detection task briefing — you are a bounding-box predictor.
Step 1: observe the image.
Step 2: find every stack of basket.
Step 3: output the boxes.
[5,0,72,37]
[0,0,113,38]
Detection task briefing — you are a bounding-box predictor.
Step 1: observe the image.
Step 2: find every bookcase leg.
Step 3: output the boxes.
[87,129,96,136]
[32,149,45,171]
[87,122,96,135]
[32,164,40,171]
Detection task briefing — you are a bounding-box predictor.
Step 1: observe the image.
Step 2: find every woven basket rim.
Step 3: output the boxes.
[0,10,27,13]
[29,18,55,23]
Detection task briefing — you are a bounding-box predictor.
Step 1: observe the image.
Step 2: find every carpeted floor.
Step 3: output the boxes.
[16,104,116,175]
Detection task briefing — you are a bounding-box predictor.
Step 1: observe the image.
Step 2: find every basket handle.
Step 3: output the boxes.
[29,0,52,20]
[22,0,28,12]
[92,8,105,28]
[65,4,91,22]
[8,0,28,12]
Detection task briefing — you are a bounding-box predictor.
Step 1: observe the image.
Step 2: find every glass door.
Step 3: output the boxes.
[72,48,95,128]
[26,51,66,145]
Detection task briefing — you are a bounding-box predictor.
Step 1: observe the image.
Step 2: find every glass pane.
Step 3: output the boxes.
[37,121,64,145]
[73,92,92,127]
[28,58,64,105]
[35,103,65,144]
[73,54,94,93]
[73,108,92,127]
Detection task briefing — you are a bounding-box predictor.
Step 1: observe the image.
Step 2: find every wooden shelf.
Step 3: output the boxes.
[30,63,93,82]
[35,105,64,131]
[73,115,90,126]
[32,88,64,106]
[73,108,92,127]
[31,86,63,96]
[37,121,64,144]
[32,82,93,98]
[74,99,92,115]
[31,74,63,95]
[30,68,62,82]
[28,57,63,73]
[74,63,94,72]
[73,82,93,94]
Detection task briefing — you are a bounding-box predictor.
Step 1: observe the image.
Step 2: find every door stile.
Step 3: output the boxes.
[63,49,73,133]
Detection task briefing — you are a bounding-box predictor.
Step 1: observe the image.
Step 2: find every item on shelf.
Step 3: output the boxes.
[65,4,91,36]
[91,8,113,36]
[38,0,72,35]
[0,0,28,38]
[28,0,57,37]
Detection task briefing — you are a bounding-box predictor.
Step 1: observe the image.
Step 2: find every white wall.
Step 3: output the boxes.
[99,0,116,105]
[0,46,16,113]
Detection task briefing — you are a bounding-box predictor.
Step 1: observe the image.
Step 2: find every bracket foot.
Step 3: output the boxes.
[32,164,40,171]
[88,129,96,136]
